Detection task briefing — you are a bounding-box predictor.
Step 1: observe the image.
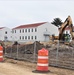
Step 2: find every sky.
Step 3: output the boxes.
[0,0,74,29]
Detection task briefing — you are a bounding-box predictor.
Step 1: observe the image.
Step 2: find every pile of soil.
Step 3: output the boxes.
[6,41,45,54]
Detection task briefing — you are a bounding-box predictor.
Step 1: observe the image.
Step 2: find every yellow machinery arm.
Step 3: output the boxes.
[59,16,74,40]
[68,16,74,40]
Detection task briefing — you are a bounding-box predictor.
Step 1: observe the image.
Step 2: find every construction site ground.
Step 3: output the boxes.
[0,58,74,75]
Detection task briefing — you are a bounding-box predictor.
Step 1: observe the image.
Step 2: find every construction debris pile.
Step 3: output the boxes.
[6,41,45,54]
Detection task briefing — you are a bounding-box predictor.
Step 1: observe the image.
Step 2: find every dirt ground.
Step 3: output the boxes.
[0,58,74,75]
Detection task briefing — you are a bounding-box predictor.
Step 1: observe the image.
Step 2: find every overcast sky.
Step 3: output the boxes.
[0,0,74,28]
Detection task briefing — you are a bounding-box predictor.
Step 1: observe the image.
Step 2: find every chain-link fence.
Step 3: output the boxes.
[49,40,74,69]
[4,41,45,62]
[4,40,74,69]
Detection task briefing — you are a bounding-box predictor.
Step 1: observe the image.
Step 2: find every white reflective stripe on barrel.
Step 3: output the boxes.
[0,56,3,58]
[38,56,48,59]
[0,51,3,53]
[37,63,48,66]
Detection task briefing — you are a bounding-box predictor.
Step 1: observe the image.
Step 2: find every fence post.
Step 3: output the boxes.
[10,45,12,57]
[33,41,36,62]
[56,40,59,66]
[16,45,18,59]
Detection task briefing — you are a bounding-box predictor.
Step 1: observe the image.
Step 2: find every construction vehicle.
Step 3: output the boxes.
[58,16,74,41]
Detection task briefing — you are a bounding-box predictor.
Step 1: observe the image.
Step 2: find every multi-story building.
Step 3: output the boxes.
[12,22,59,42]
[0,27,12,41]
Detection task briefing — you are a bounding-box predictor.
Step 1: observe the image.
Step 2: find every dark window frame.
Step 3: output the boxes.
[5,31,7,34]
[25,36,27,40]
[25,29,27,32]
[32,28,33,32]
[22,29,24,33]
[28,29,30,32]
[35,28,37,32]
[31,36,33,40]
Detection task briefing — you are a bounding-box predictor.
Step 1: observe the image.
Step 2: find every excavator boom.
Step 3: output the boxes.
[59,16,74,41]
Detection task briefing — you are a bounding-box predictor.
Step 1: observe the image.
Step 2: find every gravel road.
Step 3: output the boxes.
[0,58,73,75]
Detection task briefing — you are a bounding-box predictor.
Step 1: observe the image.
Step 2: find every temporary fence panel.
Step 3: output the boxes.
[4,40,74,69]
[49,40,74,69]
[4,41,44,62]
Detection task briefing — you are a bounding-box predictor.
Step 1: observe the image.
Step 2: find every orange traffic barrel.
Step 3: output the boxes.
[0,45,3,62]
[36,48,49,72]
